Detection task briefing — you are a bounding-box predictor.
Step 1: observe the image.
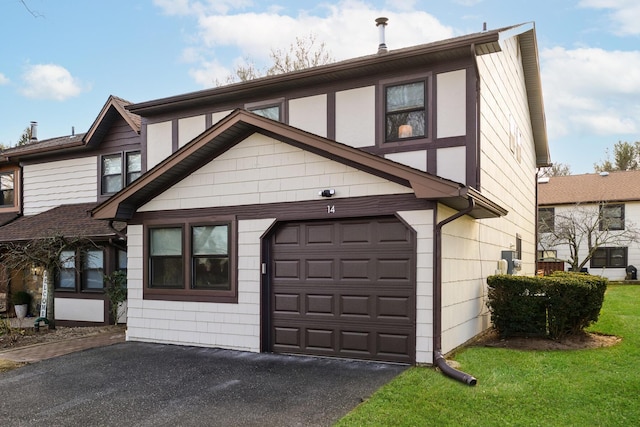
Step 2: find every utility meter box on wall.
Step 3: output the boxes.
[501,250,522,275]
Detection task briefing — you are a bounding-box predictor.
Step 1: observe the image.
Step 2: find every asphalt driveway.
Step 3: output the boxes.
[0,342,406,426]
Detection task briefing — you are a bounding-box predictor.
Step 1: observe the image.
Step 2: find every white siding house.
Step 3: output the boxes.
[93,23,549,369]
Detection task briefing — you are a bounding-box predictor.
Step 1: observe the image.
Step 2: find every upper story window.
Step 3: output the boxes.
[246,98,284,122]
[538,208,555,233]
[145,217,237,303]
[385,81,426,142]
[0,171,15,208]
[250,105,281,121]
[600,204,624,231]
[101,151,142,195]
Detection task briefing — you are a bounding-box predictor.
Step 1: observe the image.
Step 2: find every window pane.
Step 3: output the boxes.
[60,250,75,269]
[0,172,14,190]
[82,250,104,289]
[150,257,183,288]
[103,175,123,194]
[150,228,182,256]
[610,248,626,267]
[386,111,425,140]
[103,155,122,175]
[0,189,14,207]
[386,82,424,112]
[0,172,15,207]
[58,270,76,288]
[251,106,280,120]
[58,250,76,288]
[127,152,142,173]
[193,225,228,255]
[193,257,230,289]
[118,250,127,270]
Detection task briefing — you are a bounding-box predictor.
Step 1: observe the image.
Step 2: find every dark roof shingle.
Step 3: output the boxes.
[0,203,119,242]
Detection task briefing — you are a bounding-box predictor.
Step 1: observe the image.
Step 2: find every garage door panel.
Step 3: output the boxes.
[274,259,300,279]
[306,224,334,245]
[270,217,415,363]
[273,293,300,314]
[306,259,334,279]
[306,294,334,314]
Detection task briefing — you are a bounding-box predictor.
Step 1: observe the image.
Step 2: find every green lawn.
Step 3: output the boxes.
[337,284,640,426]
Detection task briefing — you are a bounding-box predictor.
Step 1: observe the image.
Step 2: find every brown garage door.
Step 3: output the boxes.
[269,217,415,363]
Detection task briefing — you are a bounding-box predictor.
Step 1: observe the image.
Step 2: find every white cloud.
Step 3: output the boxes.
[0,73,9,85]
[579,0,640,36]
[541,46,640,138]
[157,0,454,87]
[20,64,87,101]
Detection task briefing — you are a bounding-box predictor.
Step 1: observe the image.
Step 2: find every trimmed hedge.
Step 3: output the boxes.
[487,272,607,340]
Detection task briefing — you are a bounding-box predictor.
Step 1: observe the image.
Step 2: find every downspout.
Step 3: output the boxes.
[434,198,478,386]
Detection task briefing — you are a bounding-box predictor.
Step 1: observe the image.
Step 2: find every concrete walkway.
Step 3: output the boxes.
[0,329,125,362]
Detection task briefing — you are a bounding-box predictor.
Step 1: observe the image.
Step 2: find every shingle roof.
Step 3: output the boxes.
[0,95,140,160]
[0,203,119,242]
[538,170,640,206]
[0,212,19,227]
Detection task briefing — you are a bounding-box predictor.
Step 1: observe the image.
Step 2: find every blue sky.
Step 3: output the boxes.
[1,0,639,174]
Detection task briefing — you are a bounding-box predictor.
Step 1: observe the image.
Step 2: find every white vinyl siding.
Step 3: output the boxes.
[23,157,97,215]
[139,133,412,212]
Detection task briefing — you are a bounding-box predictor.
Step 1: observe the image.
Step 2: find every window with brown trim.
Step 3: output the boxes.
[144,217,237,303]
[385,81,426,142]
[101,151,142,195]
[0,171,15,207]
[55,248,105,291]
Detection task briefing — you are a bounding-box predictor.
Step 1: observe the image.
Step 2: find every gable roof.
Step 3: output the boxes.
[92,110,507,221]
[0,203,119,242]
[538,170,640,206]
[126,23,549,168]
[0,95,140,161]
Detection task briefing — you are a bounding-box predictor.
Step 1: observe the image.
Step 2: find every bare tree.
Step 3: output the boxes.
[539,162,571,178]
[0,235,97,329]
[539,203,640,271]
[217,33,334,85]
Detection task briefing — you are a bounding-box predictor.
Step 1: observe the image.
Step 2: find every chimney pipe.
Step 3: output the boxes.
[376,17,388,54]
[72,126,75,136]
[30,121,38,143]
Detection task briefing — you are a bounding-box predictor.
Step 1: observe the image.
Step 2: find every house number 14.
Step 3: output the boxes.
[327,205,336,213]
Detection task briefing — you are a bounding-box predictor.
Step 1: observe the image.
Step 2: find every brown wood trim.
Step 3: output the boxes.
[131,194,435,224]
[142,215,239,304]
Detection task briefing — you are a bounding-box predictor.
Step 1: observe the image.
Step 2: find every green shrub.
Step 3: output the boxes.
[11,291,32,306]
[487,275,547,338]
[487,272,607,340]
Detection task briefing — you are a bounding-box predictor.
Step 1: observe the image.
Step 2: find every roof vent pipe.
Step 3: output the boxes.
[376,17,388,54]
[29,121,38,143]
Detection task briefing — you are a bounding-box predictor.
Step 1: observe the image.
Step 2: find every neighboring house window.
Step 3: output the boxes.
[591,247,627,268]
[0,171,15,207]
[385,81,426,142]
[538,250,557,260]
[145,217,237,303]
[55,248,105,291]
[102,151,142,194]
[516,234,522,260]
[600,204,624,231]
[538,208,555,233]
